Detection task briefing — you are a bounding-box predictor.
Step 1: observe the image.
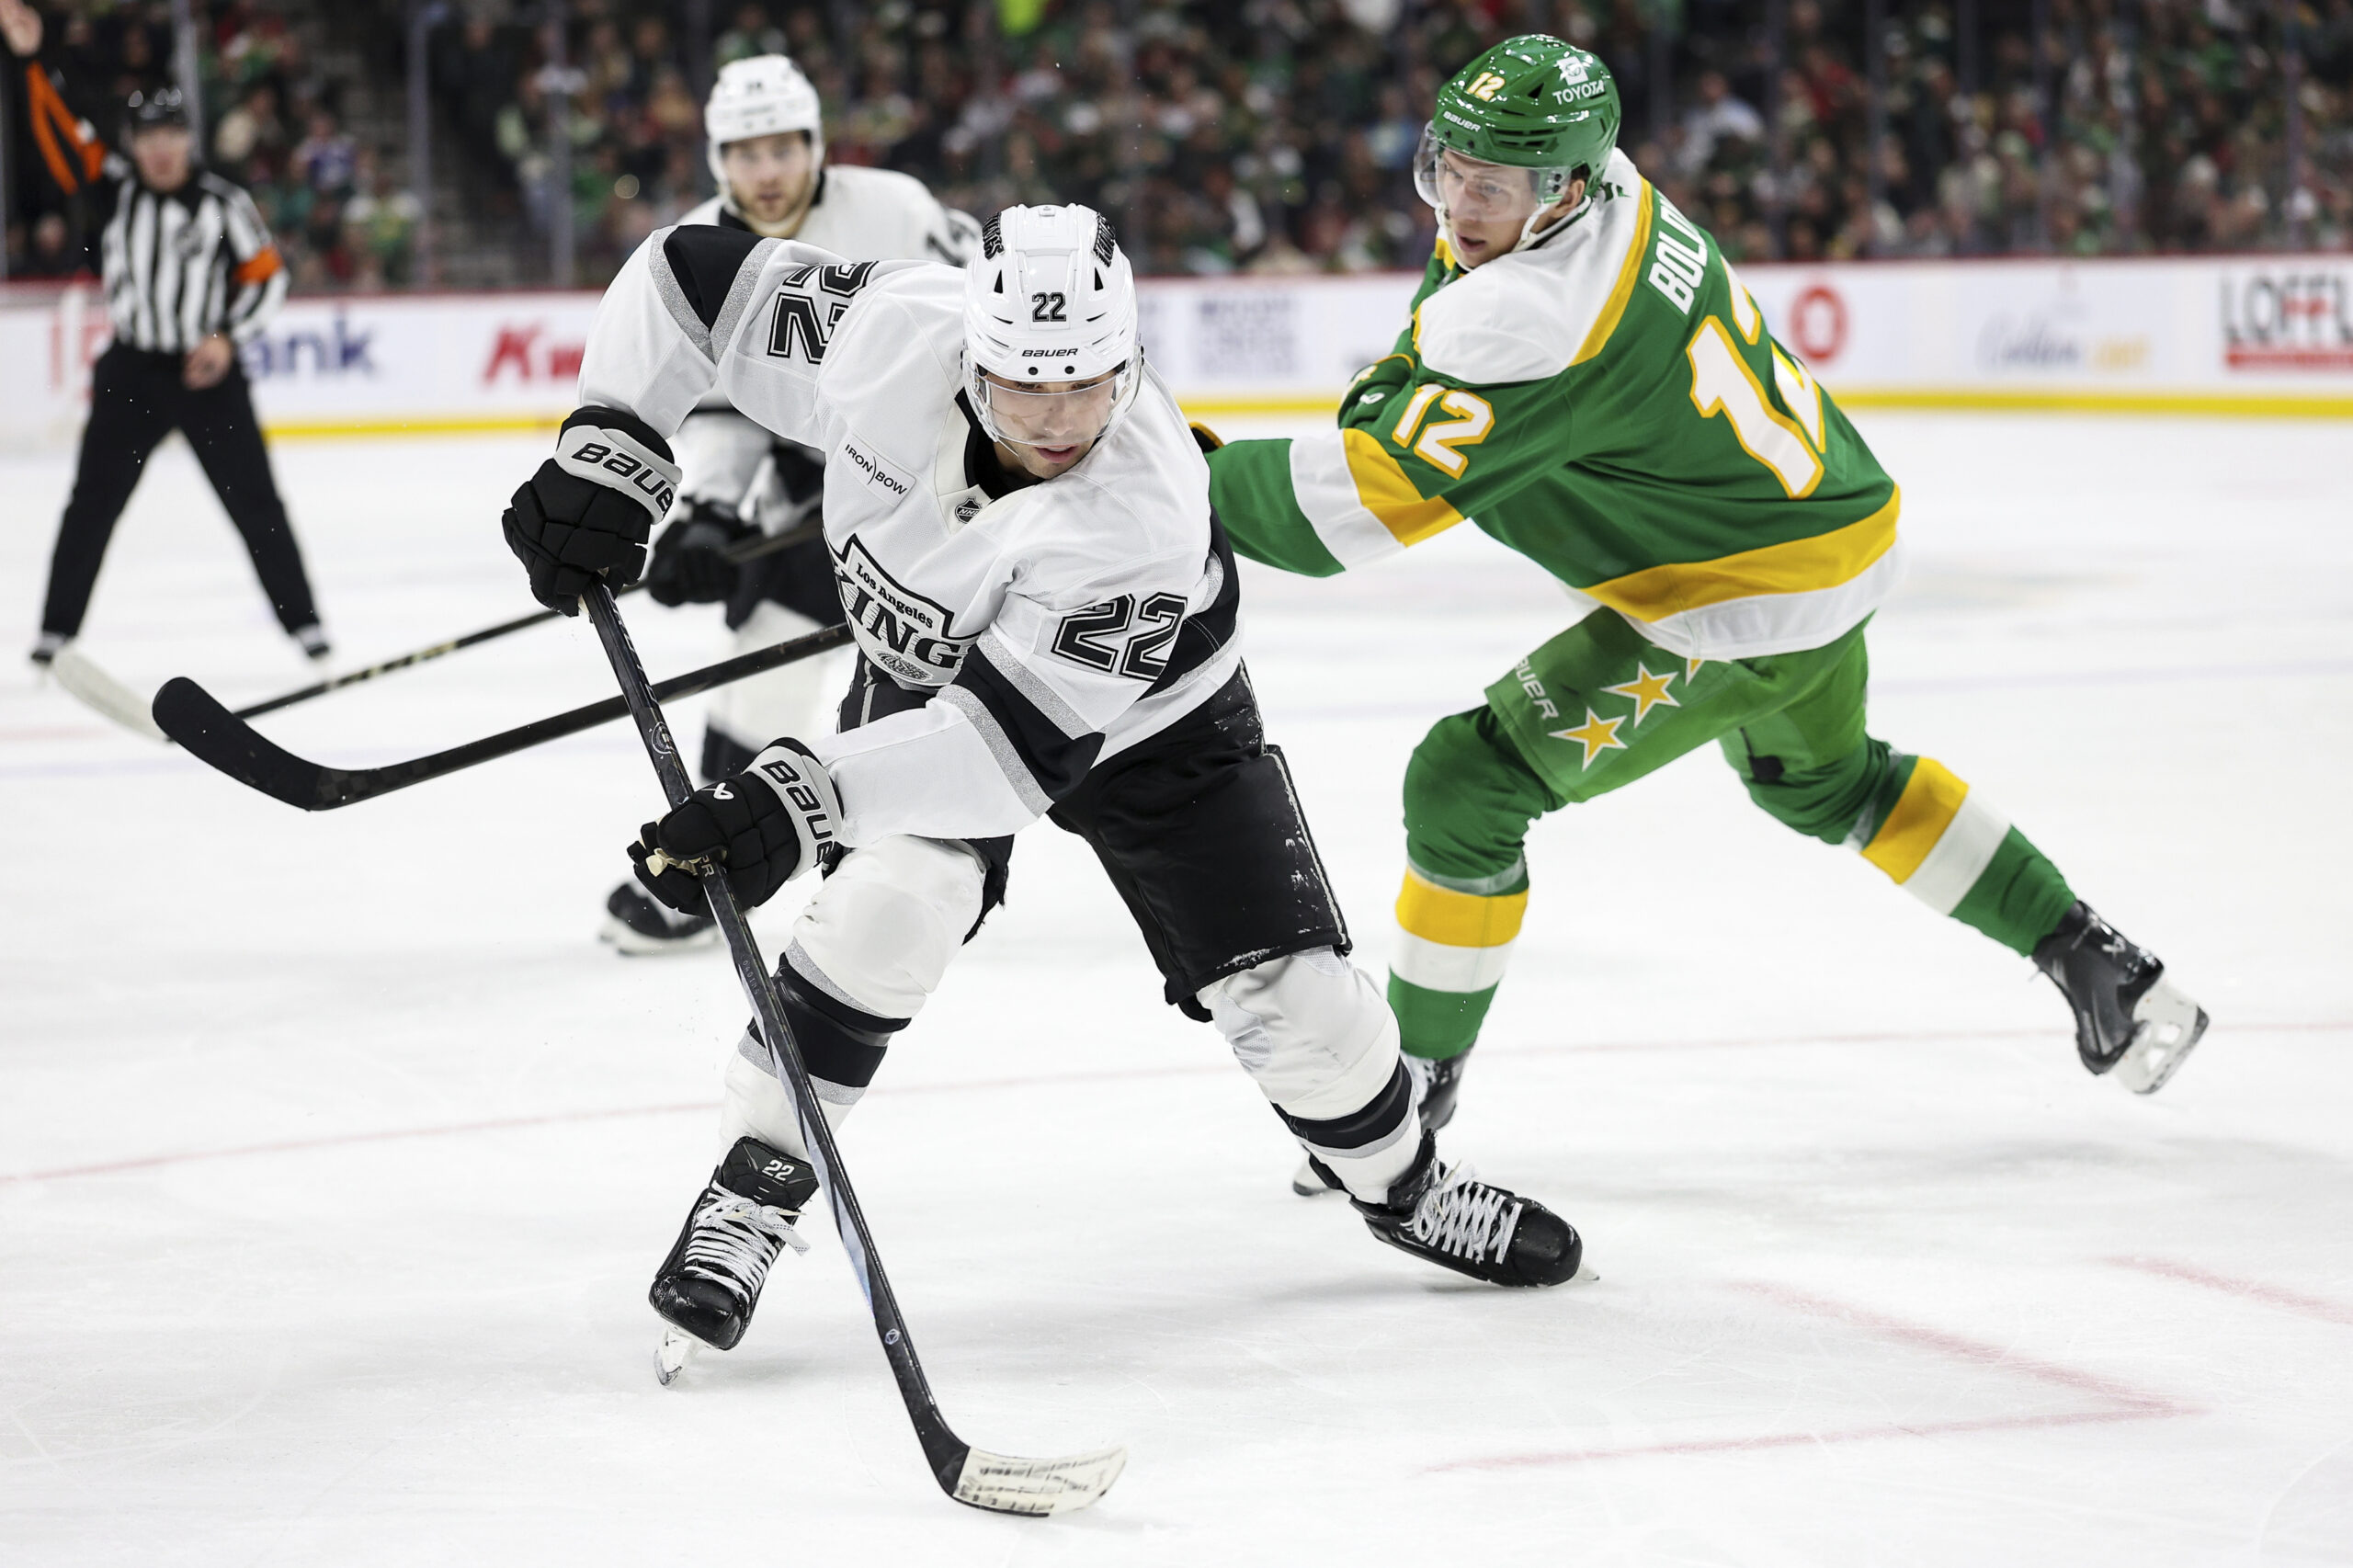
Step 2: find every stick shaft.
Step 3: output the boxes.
[580,585,968,1489]
[233,522,823,722]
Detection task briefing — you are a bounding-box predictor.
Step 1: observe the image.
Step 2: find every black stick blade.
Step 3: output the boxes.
[153,676,355,811]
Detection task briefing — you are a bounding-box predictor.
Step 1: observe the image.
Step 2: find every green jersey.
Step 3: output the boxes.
[1206,151,1904,660]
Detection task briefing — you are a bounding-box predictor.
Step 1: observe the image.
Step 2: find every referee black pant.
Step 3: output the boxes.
[40,343,320,641]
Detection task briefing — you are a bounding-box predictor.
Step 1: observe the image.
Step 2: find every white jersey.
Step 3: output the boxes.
[679,163,979,267]
[579,227,1242,847]
[675,166,980,517]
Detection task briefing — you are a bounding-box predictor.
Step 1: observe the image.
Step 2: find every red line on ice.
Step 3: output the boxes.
[1732,1280,2185,1414]
[2108,1256,2353,1327]
[1427,1405,2168,1472]
[1427,1281,2190,1475]
[5,1020,2344,1187]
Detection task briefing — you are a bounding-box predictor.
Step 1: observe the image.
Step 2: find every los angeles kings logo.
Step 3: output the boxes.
[833,537,969,685]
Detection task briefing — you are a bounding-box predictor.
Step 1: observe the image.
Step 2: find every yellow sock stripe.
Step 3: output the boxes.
[1395,868,1528,948]
[1859,758,1970,884]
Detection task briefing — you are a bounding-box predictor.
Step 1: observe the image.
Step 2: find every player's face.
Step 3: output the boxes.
[131,125,193,191]
[720,132,816,228]
[982,369,1120,477]
[1432,149,1581,268]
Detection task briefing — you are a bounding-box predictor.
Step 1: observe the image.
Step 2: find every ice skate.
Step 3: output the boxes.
[649,1137,820,1367]
[1294,1051,1469,1196]
[1347,1132,1585,1288]
[2033,902,2209,1095]
[600,879,720,956]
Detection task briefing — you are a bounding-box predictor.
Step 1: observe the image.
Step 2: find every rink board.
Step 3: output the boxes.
[0,253,2347,451]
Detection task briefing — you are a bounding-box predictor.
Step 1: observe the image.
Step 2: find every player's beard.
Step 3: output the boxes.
[731,179,815,239]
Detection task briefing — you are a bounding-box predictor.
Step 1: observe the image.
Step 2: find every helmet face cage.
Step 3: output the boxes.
[1413,126,1574,222]
[965,354,1139,452]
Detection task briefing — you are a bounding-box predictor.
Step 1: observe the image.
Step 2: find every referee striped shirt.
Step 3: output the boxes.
[98,165,288,354]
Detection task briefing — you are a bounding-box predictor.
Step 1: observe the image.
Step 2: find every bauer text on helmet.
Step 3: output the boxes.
[1415,36,1622,267]
[706,54,824,233]
[964,205,1141,474]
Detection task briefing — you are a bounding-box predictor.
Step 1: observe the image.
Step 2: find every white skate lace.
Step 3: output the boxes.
[1404,1164,1524,1266]
[681,1187,810,1301]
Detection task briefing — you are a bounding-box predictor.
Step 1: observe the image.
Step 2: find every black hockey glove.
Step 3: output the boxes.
[628,739,842,916]
[643,498,755,607]
[502,407,679,614]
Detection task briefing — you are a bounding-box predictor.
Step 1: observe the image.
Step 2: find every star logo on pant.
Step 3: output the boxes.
[1549,708,1627,767]
[1600,663,1680,725]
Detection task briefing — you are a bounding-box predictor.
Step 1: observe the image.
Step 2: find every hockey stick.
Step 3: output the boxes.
[580,583,1126,1516]
[49,643,171,743]
[52,522,820,740]
[153,622,853,811]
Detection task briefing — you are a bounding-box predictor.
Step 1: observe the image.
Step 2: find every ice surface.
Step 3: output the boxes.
[2,413,2349,1565]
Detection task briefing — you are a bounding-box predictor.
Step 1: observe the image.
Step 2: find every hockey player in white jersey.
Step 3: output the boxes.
[499,206,1588,1365]
[603,51,982,954]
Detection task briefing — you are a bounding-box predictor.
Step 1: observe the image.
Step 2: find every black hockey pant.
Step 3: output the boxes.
[40,344,320,640]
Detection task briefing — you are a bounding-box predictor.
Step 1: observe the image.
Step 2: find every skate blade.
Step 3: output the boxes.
[600,915,722,957]
[950,1443,1128,1516]
[1290,1157,1344,1198]
[2114,981,2210,1095]
[654,1326,700,1385]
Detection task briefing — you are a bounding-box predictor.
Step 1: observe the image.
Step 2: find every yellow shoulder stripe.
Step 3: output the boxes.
[1343,428,1465,546]
[1397,869,1529,949]
[1573,179,1654,367]
[1580,485,1900,621]
[1861,758,1970,883]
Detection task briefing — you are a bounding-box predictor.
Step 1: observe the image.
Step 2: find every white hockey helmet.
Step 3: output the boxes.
[962,204,1142,453]
[703,54,824,186]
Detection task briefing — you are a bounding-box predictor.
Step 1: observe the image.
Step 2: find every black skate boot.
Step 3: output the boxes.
[600,879,719,956]
[649,1137,820,1372]
[1351,1131,1584,1288]
[2032,902,2208,1094]
[1293,1051,1471,1196]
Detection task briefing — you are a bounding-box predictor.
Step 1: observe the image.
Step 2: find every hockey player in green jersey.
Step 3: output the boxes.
[1202,37,2209,1177]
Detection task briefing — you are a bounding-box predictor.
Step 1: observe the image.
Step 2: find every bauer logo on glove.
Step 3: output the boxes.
[628,738,843,915]
[501,405,682,615]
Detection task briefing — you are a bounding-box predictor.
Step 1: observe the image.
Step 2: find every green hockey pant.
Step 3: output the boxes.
[1388,610,2076,1061]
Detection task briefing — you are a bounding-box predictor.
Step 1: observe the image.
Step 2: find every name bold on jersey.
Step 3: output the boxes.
[1645,198,1711,314]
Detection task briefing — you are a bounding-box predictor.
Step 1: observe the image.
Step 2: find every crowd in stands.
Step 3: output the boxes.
[5,0,417,285]
[7,0,2349,285]
[431,0,2349,281]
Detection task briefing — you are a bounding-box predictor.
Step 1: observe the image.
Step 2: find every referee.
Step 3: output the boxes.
[29,85,327,667]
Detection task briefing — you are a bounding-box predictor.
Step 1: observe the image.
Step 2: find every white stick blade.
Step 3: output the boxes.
[951,1444,1127,1516]
[50,646,169,744]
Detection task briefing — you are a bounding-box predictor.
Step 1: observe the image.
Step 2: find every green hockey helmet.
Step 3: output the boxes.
[1415,37,1621,255]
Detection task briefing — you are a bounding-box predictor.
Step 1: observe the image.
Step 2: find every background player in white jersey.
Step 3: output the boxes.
[603,52,982,955]
[500,206,1588,1367]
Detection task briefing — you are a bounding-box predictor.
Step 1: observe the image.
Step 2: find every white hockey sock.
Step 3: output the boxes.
[1201,949,1423,1204]
[717,1039,856,1165]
